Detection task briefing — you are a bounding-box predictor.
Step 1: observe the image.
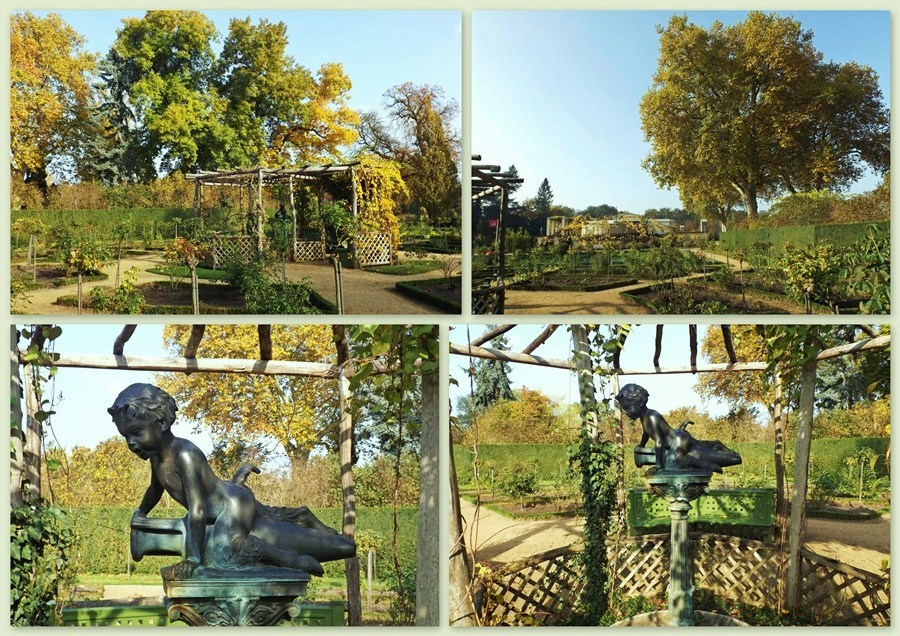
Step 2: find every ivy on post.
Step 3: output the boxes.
[568,325,619,624]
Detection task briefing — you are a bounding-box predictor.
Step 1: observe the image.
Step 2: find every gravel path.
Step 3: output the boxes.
[13,252,461,316]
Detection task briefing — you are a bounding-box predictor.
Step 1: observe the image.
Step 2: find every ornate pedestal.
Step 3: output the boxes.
[163,567,310,626]
[647,470,712,627]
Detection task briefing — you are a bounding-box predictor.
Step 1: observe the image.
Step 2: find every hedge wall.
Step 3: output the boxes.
[453,437,889,487]
[12,208,189,227]
[66,506,417,580]
[720,221,888,255]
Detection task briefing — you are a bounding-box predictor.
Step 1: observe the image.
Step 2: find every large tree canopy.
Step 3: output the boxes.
[356,83,460,222]
[156,324,338,475]
[640,12,889,219]
[10,12,97,192]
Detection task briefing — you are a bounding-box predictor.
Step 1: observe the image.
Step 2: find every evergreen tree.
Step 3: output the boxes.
[534,178,554,217]
[472,331,514,410]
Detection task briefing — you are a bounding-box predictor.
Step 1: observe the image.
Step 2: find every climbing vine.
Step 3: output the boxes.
[352,154,410,250]
[567,325,626,625]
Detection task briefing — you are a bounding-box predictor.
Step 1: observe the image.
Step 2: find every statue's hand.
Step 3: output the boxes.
[132,509,148,522]
[170,558,201,580]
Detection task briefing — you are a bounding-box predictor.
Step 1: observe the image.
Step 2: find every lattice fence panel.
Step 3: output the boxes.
[355,232,392,267]
[476,534,889,626]
[294,240,326,262]
[483,549,585,626]
[798,549,890,626]
[211,235,257,268]
[693,535,783,606]
[609,536,668,597]
[472,286,504,314]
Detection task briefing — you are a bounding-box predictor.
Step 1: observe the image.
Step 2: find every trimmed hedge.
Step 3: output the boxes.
[395,277,461,313]
[720,221,889,255]
[66,506,417,580]
[453,437,890,488]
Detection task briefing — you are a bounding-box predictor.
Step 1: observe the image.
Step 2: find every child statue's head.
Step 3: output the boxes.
[108,384,178,459]
[615,383,649,419]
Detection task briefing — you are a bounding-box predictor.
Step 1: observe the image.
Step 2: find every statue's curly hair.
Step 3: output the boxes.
[108,383,177,428]
[615,383,649,411]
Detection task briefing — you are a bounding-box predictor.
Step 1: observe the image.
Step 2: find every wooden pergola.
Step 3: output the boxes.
[186,164,358,256]
[449,324,890,623]
[11,323,439,626]
[471,156,523,315]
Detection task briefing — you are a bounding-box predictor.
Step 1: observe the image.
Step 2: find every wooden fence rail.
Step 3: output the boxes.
[477,534,889,626]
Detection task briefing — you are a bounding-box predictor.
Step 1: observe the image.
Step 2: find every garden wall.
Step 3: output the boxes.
[453,437,889,487]
[720,221,888,254]
[66,506,417,579]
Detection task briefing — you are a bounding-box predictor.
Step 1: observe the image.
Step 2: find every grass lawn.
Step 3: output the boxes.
[146,265,228,281]
[369,260,442,275]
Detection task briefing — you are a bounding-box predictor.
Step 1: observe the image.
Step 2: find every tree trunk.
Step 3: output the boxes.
[116,240,123,288]
[449,426,478,626]
[415,327,439,626]
[785,355,817,613]
[333,325,362,625]
[10,326,25,507]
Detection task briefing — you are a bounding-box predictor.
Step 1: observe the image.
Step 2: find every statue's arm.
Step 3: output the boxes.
[135,470,163,518]
[178,451,207,566]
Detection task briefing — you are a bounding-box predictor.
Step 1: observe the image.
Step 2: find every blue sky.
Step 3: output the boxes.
[473,10,890,213]
[449,324,735,421]
[51,10,461,128]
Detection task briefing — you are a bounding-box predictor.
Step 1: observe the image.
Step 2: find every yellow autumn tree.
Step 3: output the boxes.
[43,439,147,507]
[156,324,338,476]
[10,11,96,193]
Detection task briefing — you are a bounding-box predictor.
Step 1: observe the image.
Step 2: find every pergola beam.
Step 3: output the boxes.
[22,353,394,378]
[450,335,890,375]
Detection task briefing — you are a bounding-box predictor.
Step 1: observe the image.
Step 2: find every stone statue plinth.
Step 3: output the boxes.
[163,567,310,626]
[648,470,712,627]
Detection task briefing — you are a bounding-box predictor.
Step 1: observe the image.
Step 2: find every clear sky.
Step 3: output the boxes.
[449,323,736,422]
[49,10,461,128]
[473,10,890,213]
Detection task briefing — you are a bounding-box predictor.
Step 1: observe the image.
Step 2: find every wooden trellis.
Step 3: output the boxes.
[209,235,257,268]
[294,240,327,262]
[472,285,504,314]
[478,535,890,626]
[355,233,392,267]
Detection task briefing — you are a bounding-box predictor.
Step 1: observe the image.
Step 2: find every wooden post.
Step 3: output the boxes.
[773,370,787,613]
[497,186,508,313]
[333,326,361,625]
[23,365,43,499]
[256,169,264,253]
[289,175,297,261]
[785,356,816,613]
[570,325,599,442]
[416,330,439,625]
[449,425,478,626]
[11,326,25,507]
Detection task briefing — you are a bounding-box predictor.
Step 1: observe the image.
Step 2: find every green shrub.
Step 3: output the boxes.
[498,461,539,507]
[11,500,76,626]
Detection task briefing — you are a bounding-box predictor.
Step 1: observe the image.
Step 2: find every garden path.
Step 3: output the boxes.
[13,252,461,316]
[460,498,889,574]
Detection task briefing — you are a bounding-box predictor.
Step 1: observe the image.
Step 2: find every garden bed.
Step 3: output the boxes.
[396,276,461,313]
[510,277,639,292]
[12,264,108,289]
[55,281,336,314]
[621,281,807,314]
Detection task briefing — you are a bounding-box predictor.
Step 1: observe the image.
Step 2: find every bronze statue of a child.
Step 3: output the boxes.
[615,383,741,473]
[109,383,356,579]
